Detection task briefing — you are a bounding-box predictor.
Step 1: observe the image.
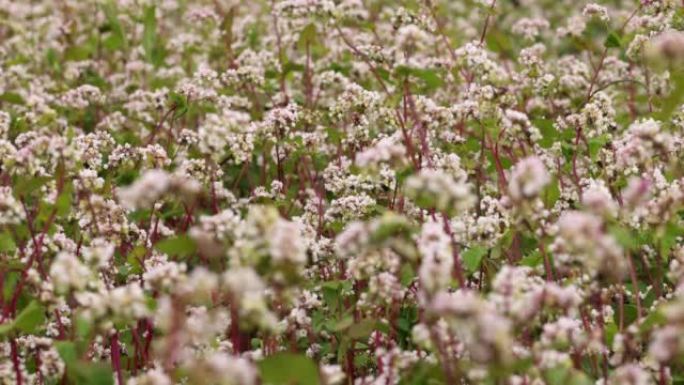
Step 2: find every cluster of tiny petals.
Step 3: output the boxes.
[1,0,684,385]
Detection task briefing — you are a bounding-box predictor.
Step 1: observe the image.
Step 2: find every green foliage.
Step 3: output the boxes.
[258,353,321,385]
[604,32,621,48]
[462,246,487,273]
[0,231,16,253]
[657,69,684,120]
[154,235,197,257]
[0,301,46,338]
[544,366,593,385]
[142,5,165,67]
[398,362,445,385]
[102,1,128,51]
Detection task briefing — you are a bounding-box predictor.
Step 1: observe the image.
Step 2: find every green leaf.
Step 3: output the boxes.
[658,222,680,257]
[321,281,343,311]
[348,319,377,339]
[414,68,443,90]
[399,362,445,385]
[610,226,638,250]
[399,263,415,286]
[621,304,639,326]
[14,176,51,196]
[75,315,94,339]
[258,353,321,385]
[56,185,73,218]
[0,232,16,253]
[394,66,443,90]
[102,1,127,51]
[587,134,608,161]
[65,45,93,61]
[298,23,318,50]
[14,301,46,334]
[0,322,14,337]
[332,316,354,332]
[142,5,164,66]
[46,48,61,72]
[544,366,571,385]
[369,213,413,244]
[154,235,197,257]
[604,321,617,346]
[604,32,621,48]
[55,341,78,364]
[461,246,487,273]
[545,366,593,385]
[543,178,560,208]
[169,92,188,119]
[221,7,235,58]
[126,245,146,274]
[520,251,543,267]
[534,119,557,149]
[657,69,684,120]
[0,92,25,105]
[70,362,114,385]
[639,309,666,333]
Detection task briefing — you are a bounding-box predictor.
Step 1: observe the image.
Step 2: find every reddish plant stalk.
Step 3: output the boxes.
[111,332,124,385]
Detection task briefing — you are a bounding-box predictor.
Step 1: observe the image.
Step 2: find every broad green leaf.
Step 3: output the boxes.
[70,362,114,385]
[394,66,443,90]
[398,362,445,385]
[348,319,377,339]
[258,353,321,385]
[56,184,73,218]
[520,250,543,267]
[639,308,666,333]
[587,134,608,161]
[657,69,684,120]
[534,119,557,149]
[298,23,318,50]
[412,68,443,90]
[609,226,638,250]
[604,321,617,346]
[0,232,16,253]
[543,178,560,208]
[126,245,146,274]
[169,92,188,119]
[0,92,25,105]
[604,32,621,48]
[544,366,592,385]
[55,341,78,364]
[102,1,127,51]
[622,304,639,326]
[154,235,197,257]
[46,48,61,72]
[0,322,13,337]
[14,176,51,196]
[14,301,46,334]
[658,222,681,257]
[75,315,94,339]
[369,213,413,243]
[332,316,354,332]
[142,5,160,65]
[461,246,487,273]
[399,263,415,286]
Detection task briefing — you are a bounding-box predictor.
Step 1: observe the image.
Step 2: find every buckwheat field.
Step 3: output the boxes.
[3,0,684,384]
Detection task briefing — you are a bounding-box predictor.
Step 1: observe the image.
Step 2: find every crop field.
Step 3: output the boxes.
[0,0,683,384]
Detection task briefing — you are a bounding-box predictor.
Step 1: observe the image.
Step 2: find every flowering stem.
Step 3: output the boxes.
[111,331,124,385]
[10,338,22,385]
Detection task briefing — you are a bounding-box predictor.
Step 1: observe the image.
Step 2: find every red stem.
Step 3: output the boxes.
[10,338,23,385]
[111,332,124,385]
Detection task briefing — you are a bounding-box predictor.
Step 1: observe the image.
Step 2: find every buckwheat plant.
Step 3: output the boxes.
[3,0,684,385]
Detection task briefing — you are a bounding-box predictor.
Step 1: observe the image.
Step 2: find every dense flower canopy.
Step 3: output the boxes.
[1,0,684,384]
